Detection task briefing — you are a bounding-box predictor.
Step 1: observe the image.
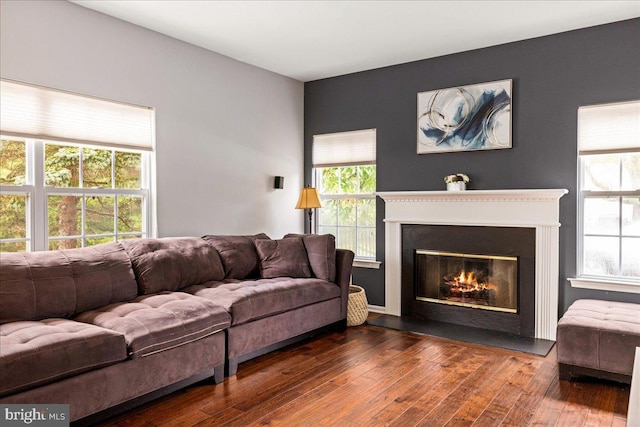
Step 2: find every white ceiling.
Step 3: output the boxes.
[71,1,640,82]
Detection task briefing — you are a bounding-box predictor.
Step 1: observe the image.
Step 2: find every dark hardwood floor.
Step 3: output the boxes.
[98,316,630,426]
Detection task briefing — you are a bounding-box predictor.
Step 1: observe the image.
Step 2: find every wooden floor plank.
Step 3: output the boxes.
[415,355,516,426]
[192,407,245,426]
[554,381,597,427]
[94,319,630,427]
[472,356,543,427]
[443,355,524,426]
[367,347,467,426]
[500,354,559,427]
[386,352,490,426]
[199,327,395,417]
[313,349,433,425]
[527,369,571,427]
[614,384,631,416]
[583,379,617,427]
[342,359,451,425]
[234,329,419,426]
[243,378,342,427]
[245,345,411,425]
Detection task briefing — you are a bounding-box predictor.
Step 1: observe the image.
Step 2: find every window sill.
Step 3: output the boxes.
[568,277,640,294]
[353,259,381,269]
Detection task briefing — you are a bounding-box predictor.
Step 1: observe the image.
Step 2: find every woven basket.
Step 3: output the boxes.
[347,285,368,326]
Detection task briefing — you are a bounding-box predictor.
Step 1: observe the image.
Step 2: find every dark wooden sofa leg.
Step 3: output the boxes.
[558,363,574,381]
[333,318,347,332]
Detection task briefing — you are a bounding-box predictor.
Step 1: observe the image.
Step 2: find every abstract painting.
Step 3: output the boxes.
[417,79,512,154]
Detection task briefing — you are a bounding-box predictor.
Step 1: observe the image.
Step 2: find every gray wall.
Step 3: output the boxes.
[1,0,305,239]
[304,19,640,313]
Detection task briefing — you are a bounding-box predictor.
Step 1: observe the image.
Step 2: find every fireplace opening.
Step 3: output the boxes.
[401,224,535,336]
[415,250,518,313]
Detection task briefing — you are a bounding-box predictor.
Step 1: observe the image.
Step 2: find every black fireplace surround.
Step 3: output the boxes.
[402,224,536,337]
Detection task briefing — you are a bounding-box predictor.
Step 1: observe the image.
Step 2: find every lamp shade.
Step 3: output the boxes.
[295,186,322,209]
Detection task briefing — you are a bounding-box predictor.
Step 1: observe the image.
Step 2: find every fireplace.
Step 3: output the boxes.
[415,250,518,313]
[402,224,535,336]
[377,189,568,340]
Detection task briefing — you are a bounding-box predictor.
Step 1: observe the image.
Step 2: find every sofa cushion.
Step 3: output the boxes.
[0,242,137,324]
[255,238,311,279]
[202,233,270,279]
[284,234,336,281]
[0,319,127,397]
[75,292,231,359]
[184,277,340,326]
[120,237,225,295]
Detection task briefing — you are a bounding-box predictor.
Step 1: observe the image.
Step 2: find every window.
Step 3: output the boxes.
[313,129,376,260]
[573,100,640,291]
[0,79,154,252]
[0,139,29,251]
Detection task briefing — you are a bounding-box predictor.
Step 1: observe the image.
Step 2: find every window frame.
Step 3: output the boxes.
[0,138,34,251]
[0,137,153,252]
[313,165,377,262]
[574,153,640,292]
[0,186,33,251]
[571,100,640,293]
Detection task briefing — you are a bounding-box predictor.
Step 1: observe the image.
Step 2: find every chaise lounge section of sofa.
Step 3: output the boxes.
[0,239,231,423]
[0,233,354,424]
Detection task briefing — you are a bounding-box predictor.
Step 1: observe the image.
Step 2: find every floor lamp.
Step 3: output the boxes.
[295,185,322,233]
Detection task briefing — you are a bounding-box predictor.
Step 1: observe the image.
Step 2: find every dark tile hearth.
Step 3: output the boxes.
[368,314,555,357]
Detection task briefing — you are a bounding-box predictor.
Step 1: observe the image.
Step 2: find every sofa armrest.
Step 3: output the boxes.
[335,249,355,319]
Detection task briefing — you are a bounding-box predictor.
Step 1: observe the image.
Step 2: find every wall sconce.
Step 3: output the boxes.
[274,176,284,189]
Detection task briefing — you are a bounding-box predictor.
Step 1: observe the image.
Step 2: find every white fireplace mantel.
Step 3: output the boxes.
[377,189,568,340]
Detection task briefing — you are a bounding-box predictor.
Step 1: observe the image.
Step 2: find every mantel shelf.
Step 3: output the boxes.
[377,189,568,203]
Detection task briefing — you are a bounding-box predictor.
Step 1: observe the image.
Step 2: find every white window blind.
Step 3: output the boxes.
[0,79,154,151]
[313,129,376,167]
[578,100,640,154]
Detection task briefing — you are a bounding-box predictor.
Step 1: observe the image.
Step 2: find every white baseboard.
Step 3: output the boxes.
[367,305,387,314]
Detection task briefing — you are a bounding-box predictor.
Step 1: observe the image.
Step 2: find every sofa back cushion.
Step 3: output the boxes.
[284,234,336,282]
[202,233,270,279]
[120,237,225,295]
[0,242,137,323]
[255,238,312,279]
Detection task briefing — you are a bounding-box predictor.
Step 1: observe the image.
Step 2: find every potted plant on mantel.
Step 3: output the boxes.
[444,173,470,191]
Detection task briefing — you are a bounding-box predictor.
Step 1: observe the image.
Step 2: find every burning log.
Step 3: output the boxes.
[440,269,496,305]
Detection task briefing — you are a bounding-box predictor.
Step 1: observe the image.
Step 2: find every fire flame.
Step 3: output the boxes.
[447,269,494,292]
[457,270,476,285]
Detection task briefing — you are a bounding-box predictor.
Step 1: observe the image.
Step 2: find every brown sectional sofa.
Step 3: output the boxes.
[0,234,354,423]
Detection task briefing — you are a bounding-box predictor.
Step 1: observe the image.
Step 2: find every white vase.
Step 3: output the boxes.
[447,182,466,191]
